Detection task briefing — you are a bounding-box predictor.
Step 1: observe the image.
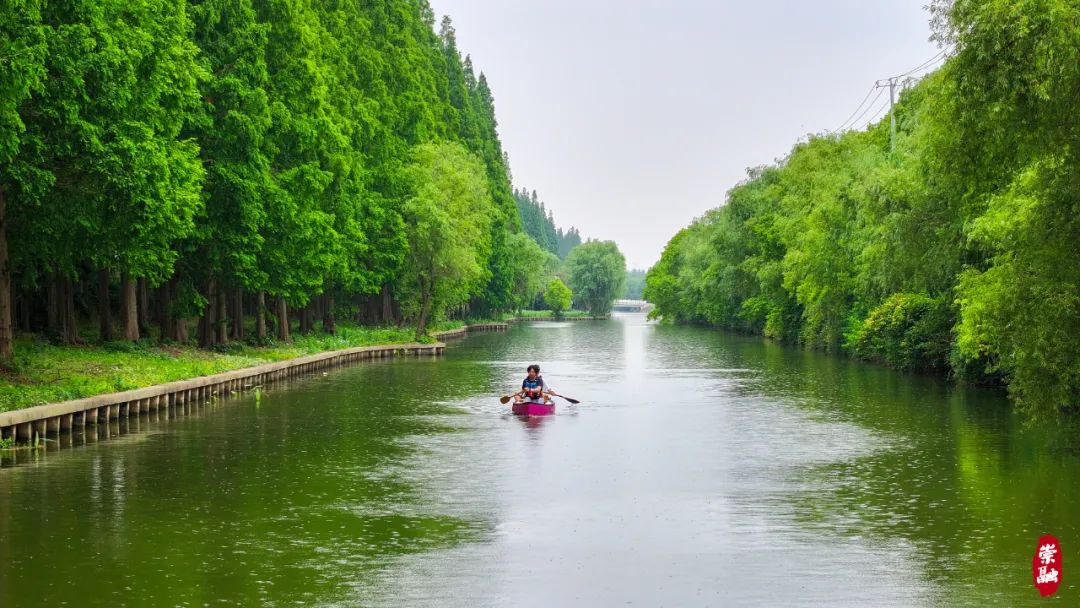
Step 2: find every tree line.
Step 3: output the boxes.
[0,0,572,355]
[514,188,582,259]
[510,187,627,316]
[645,0,1080,419]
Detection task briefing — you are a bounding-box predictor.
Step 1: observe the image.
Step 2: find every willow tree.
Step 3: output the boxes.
[401,142,493,339]
[543,277,572,318]
[566,241,627,316]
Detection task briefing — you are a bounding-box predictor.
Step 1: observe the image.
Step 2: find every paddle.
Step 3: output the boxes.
[499,394,512,404]
[547,392,580,404]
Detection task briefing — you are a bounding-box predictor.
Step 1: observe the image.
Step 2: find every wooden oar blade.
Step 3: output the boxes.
[563,397,580,404]
[499,394,512,404]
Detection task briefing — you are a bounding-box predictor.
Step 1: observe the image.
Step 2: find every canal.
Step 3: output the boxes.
[0,313,1076,606]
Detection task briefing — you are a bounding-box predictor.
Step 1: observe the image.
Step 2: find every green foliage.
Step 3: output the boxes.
[0,0,45,166]
[953,157,1080,417]
[186,0,273,290]
[565,241,626,316]
[649,2,1080,418]
[400,142,493,337]
[623,270,646,300]
[848,293,952,371]
[0,0,528,362]
[506,232,560,311]
[513,187,582,259]
[543,278,572,318]
[0,0,556,411]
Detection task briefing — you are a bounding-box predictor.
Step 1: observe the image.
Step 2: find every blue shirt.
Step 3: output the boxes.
[522,375,547,398]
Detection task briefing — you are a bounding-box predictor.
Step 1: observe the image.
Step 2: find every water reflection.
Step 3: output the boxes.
[0,315,1075,607]
[514,413,550,434]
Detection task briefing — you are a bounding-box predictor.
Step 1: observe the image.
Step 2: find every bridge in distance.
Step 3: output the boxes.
[612,300,652,313]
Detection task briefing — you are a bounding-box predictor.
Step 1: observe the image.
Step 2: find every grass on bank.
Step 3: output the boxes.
[0,310,601,413]
[0,321,466,413]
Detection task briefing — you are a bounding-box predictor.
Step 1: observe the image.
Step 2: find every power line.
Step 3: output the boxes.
[841,87,886,132]
[832,47,954,135]
[892,47,950,79]
[832,84,878,133]
[855,95,892,131]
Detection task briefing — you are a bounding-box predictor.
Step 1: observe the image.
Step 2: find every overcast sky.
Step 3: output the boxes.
[427,1,943,270]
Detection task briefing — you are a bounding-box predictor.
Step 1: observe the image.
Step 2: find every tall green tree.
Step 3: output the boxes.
[623,270,646,300]
[565,241,626,316]
[514,188,558,254]
[400,142,493,339]
[543,277,572,318]
[184,0,274,343]
[0,0,47,360]
[256,0,343,340]
[22,0,206,343]
[506,231,559,311]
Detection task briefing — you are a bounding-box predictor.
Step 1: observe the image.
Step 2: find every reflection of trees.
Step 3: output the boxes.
[0,355,497,606]
[694,331,1076,605]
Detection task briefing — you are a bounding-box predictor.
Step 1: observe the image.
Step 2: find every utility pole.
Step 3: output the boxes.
[875,77,899,152]
[875,76,918,152]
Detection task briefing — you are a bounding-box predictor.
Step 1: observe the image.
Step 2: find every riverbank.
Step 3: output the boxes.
[0,311,603,415]
[0,323,463,414]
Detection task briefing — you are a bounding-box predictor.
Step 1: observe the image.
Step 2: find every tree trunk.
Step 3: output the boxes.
[98,268,112,342]
[137,277,150,336]
[62,276,80,344]
[199,280,215,348]
[415,286,432,342]
[322,293,335,335]
[299,302,312,335]
[121,273,139,341]
[17,291,30,332]
[276,297,289,342]
[0,188,12,362]
[176,317,188,343]
[215,283,228,344]
[231,288,244,341]
[256,290,267,342]
[158,279,174,343]
[46,273,60,336]
[381,284,393,324]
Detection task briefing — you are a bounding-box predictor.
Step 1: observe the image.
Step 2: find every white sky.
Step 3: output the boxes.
[427,1,943,269]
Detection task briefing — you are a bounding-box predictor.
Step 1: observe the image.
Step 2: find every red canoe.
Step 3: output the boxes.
[511,401,556,416]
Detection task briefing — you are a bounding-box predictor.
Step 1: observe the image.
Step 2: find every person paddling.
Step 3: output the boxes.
[513,364,552,404]
[499,365,580,405]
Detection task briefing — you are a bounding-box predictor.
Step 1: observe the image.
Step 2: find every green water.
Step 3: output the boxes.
[0,314,1076,606]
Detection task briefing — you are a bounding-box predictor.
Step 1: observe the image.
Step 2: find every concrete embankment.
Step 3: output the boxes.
[0,342,442,446]
[0,318,601,449]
